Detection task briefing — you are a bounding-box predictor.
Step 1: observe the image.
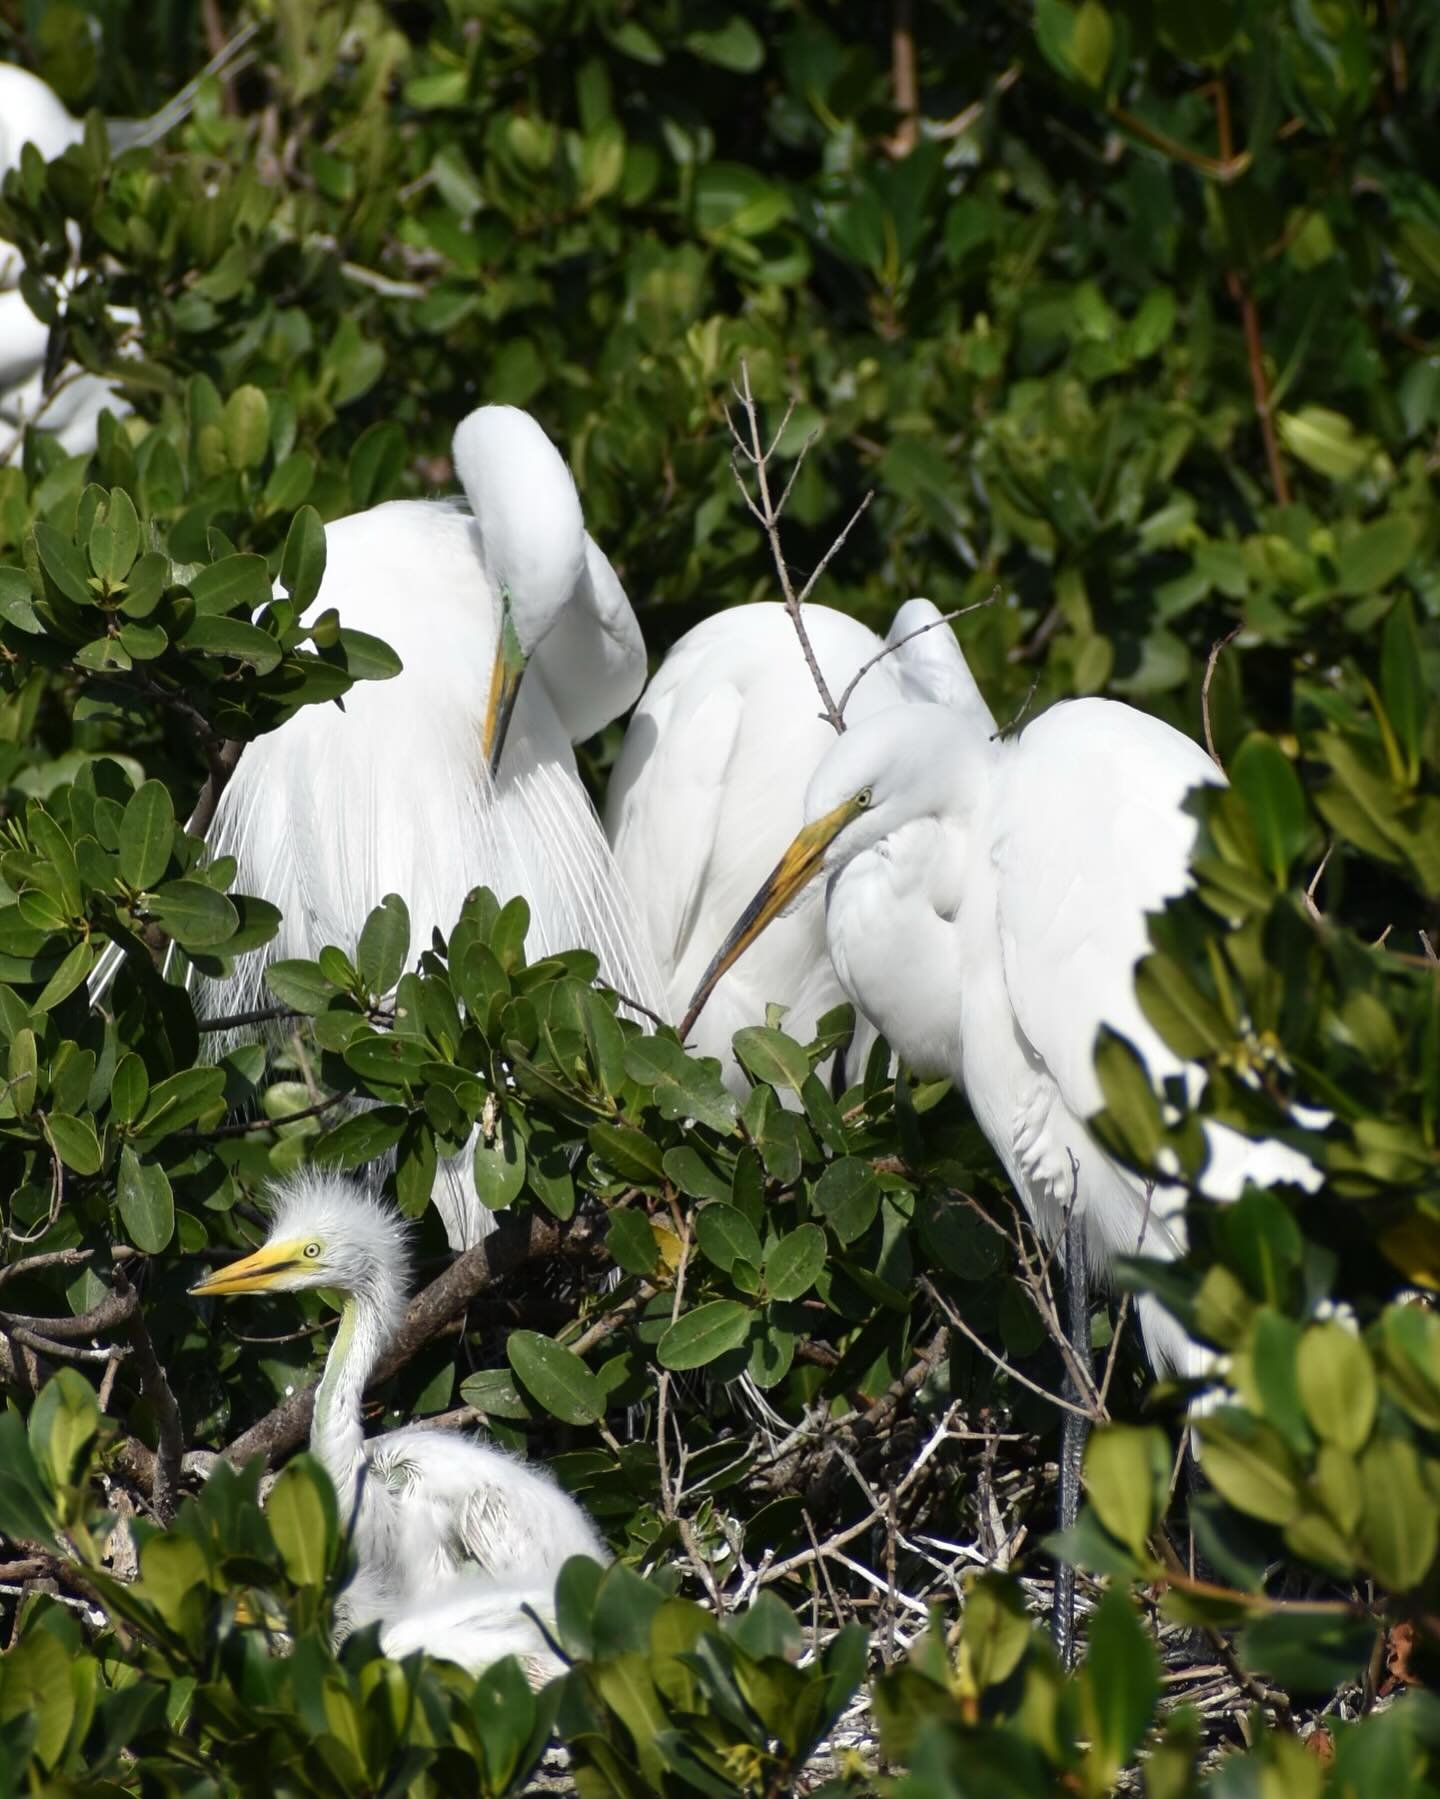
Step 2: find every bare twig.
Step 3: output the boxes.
[884,0,919,158]
[1202,626,1241,768]
[1304,844,1334,924]
[197,1004,302,1034]
[115,1272,183,1523]
[727,359,847,732]
[920,1276,1091,1421]
[186,739,245,841]
[834,594,998,721]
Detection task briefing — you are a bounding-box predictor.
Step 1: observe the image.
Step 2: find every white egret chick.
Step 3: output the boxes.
[190,1172,607,1675]
[606,599,993,1091]
[203,404,662,1249]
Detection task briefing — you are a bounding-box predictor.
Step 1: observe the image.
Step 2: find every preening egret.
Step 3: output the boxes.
[202,404,663,1250]
[606,598,994,1091]
[683,689,1323,1652]
[190,1172,607,1680]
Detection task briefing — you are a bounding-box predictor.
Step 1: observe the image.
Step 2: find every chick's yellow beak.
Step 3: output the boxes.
[678,794,862,1039]
[481,593,529,780]
[189,1239,306,1298]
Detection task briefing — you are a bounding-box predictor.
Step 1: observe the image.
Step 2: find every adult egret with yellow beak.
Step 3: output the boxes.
[200,405,661,1249]
[683,690,1324,1660]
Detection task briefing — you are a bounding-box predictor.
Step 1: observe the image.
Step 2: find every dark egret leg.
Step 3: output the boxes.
[1051,1217,1092,1671]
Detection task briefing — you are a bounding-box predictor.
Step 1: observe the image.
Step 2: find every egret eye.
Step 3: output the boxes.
[303,1242,321,1260]
[855,786,873,809]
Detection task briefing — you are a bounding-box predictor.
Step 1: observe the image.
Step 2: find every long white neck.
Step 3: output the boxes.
[310,1287,394,1525]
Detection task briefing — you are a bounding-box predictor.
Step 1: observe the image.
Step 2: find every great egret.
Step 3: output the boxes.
[683,690,1323,1652]
[201,404,663,1249]
[190,1172,608,1679]
[0,36,256,442]
[606,598,993,1091]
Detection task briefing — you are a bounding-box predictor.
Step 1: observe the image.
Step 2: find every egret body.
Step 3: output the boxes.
[606,599,993,1089]
[203,405,662,1249]
[686,693,1323,1378]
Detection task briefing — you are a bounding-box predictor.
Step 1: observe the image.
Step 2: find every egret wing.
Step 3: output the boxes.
[605,644,745,1007]
[992,697,1221,1121]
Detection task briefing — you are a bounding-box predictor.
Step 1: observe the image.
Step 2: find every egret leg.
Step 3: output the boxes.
[1051,1218,1092,1671]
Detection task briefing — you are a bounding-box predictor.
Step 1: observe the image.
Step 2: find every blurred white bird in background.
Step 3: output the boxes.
[191,1172,607,1683]
[0,35,255,453]
[607,597,994,1093]
[684,682,1325,1654]
[201,404,663,1249]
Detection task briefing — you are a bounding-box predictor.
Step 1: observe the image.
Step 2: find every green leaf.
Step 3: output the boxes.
[88,487,139,587]
[32,521,94,606]
[357,893,410,996]
[661,1145,732,1202]
[765,1224,826,1300]
[1381,595,1427,773]
[187,552,272,616]
[33,938,94,1013]
[684,17,765,71]
[267,1454,338,1586]
[182,614,282,673]
[45,1112,102,1175]
[1337,515,1414,596]
[134,1067,226,1137]
[658,1299,752,1371]
[1236,1611,1376,1696]
[0,1411,56,1547]
[311,1107,408,1168]
[334,627,402,681]
[29,1366,101,1492]
[119,779,174,890]
[695,1202,762,1273]
[1359,1434,1437,1591]
[222,384,270,471]
[1229,734,1311,886]
[733,1025,810,1092]
[109,1052,148,1126]
[1195,1410,1301,1526]
[343,1034,433,1084]
[458,1367,533,1421]
[1083,1425,1166,1559]
[588,1120,665,1185]
[265,960,338,1012]
[606,1209,659,1276]
[958,1573,1032,1692]
[146,880,239,948]
[473,1108,526,1210]
[1296,1322,1376,1454]
[116,1145,174,1252]
[813,1158,882,1244]
[280,505,327,610]
[1078,1587,1160,1789]
[506,1330,605,1424]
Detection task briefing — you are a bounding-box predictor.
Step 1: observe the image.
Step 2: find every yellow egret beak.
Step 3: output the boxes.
[482,592,528,779]
[679,794,864,1039]
[189,1239,306,1297]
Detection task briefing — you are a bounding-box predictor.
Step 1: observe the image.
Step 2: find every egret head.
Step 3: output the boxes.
[680,705,969,1037]
[189,1173,412,1322]
[451,405,587,778]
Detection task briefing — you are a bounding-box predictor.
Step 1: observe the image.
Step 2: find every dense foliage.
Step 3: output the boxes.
[3,0,1440,1791]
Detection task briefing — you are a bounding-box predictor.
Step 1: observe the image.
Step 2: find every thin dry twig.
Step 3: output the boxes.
[727,359,849,732]
[1202,626,1242,767]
